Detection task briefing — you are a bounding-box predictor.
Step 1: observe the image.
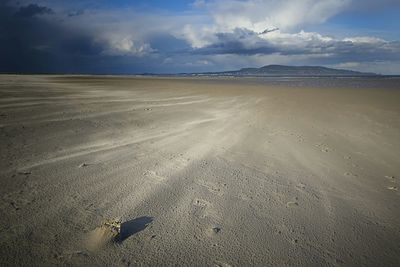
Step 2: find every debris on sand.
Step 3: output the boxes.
[212,226,221,234]
[18,171,31,175]
[104,218,122,234]
[85,218,121,251]
[385,175,395,181]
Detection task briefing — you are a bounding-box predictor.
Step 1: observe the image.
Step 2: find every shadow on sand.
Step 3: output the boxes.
[116,216,153,243]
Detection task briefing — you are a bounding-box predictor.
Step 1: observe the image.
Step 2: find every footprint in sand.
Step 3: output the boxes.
[193,199,219,219]
[387,186,398,191]
[296,183,306,189]
[344,172,358,177]
[198,180,224,196]
[194,198,209,208]
[286,201,299,208]
[192,199,209,219]
[56,250,89,260]
[315,143,332,153]
[2,180,39,211]
[292,239,299,244]
[213,260,232,267]
[143,170,165,183]
[239,193,254,202]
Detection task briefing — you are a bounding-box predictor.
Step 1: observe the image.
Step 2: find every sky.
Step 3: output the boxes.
[1,0,400,74]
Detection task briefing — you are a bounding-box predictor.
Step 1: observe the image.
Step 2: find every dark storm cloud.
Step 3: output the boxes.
[326,41,400,62]
[147,33,192,54]
[195,28,278,55]
[0,2,165,74]
[14,3,53,18]
[0,3,106,73]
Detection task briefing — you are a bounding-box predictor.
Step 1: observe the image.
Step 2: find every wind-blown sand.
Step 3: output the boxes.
[0,75,399,266]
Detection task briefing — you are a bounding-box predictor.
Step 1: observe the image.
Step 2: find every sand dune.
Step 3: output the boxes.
[0,75,399,266]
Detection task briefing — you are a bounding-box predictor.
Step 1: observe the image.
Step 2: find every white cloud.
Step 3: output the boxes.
[182,24,217,48]
[262,30,334,49]
[105,37,155,56]
[342,36,386,44]
[181,0,351,50]
[333,62,361,69]
[206,0,350,32]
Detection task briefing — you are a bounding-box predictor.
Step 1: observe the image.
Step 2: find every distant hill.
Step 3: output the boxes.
[190,65,378,77]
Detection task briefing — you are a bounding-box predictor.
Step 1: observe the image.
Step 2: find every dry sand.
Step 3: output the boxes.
[0,75,399,266]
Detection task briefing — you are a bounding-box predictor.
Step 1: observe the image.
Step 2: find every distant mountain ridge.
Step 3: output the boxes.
[191,65,378,77]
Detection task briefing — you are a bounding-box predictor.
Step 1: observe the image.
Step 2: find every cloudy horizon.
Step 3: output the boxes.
[1,0,400,74]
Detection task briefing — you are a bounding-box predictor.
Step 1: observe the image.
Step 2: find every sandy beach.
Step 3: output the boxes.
[0,75,399,266]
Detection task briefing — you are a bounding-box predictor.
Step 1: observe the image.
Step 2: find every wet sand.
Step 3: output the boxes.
[0,75,399,266]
